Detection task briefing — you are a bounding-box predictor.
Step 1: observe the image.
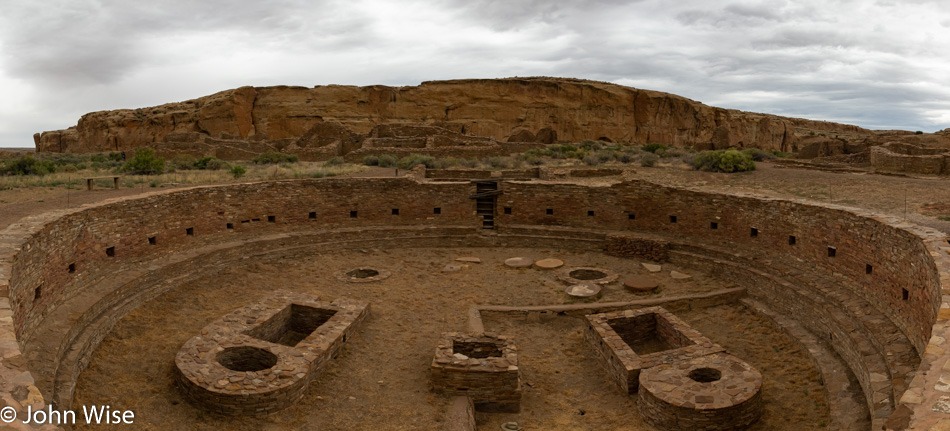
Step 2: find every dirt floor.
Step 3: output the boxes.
[2,161,944,430]
[70,247,829,430]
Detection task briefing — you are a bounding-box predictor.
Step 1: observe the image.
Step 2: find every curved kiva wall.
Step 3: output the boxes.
[0,175,948,430]
[870,143,950,175]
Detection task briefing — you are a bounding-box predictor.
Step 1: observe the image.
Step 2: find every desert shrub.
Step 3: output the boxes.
[693,149,755,173]
[640,153,659,167]
[641,143,668,153]
[681,153,697,166]
[171,154,197,170]
[660,147,690,158]
[485,156,512,169]
[582,154,601,166]
[61,164,78,173]
[431,157,461,169]
[205,158,230,170]
[122,148,165,175]
[377,154,398,167]
[617,152,636,163]
[362,155,379,166]
[916,130,924,135]
[459,158,479,168]
[397,153,436,169]
[548,143,584,159]
[520,155,545,166]
[229,164,246,179]
[108,152,124,162]
[578,140,604,151]
[253,151,299,164]
[195,156,228,170]
[323,157,344,166]
[0,156,57,176]
[741,148,775,162]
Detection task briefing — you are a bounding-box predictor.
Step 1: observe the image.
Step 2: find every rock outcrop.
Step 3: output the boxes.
[36,77,876,159]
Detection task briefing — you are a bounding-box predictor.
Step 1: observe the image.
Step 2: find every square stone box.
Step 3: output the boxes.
[431,332,521,412]
[584,306,723,393]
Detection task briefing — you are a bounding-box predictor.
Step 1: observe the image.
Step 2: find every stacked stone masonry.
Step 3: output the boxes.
[0,173,948,429]
[430,333,521,412]
[584,307,726,393]
[175,291,368,415]
[638,353,763,431]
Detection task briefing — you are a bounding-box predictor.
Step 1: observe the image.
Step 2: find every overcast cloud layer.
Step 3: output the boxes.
[1,0,948,148]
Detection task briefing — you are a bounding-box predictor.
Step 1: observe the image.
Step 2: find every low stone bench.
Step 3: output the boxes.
[85,175,121,190]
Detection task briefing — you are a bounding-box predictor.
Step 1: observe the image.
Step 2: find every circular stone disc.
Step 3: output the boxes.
[505,257,534,268]
[623,275,659,292]
[534,258,564,269]
[565,284,601,298]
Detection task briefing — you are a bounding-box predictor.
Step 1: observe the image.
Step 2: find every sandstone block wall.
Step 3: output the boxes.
[496,179,941,353]
[870,144,950,175]
[0,175,947,429]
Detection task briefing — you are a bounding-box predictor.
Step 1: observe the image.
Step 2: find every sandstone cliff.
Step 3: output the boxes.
[36,77,877,159]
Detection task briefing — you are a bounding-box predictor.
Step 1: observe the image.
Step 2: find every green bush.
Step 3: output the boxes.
[397,153,436,169]
[108,152,123,162]
[229,164,246,179]
[459,158,479,168]
[171,154,197,170]
[741,148,775,162]
[916,131,924,135]
[206,158,230,170]
[377,154,398,168]
[693,149,755,173]
[640,153,659,167]
[323,157,344,167]
[578,140,605,151]
[641,143,668,153]
[0,156,57,176]
[253,151,299,164]
[122,148,165,175]
[486,156,513,169]
[362,155,380,166]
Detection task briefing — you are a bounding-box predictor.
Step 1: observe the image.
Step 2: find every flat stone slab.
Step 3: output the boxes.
[456,257,481,263]
[642,263,662,273]
[624,276,659,293]
[534,258,564,270]
[505,257,534,268]
[565,284,602,298]
[670,271,692,280]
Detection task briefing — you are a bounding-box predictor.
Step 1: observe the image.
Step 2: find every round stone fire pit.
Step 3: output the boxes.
[557,266,619,286]
[637,353,763,430]
[336,267,392,283]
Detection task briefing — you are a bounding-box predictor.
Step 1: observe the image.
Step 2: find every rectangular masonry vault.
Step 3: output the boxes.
[584,306,724,393]
[431,332,521,413]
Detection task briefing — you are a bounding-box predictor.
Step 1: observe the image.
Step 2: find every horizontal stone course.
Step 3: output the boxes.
[0,174,946,429]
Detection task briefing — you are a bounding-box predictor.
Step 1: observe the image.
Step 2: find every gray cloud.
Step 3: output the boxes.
[1,0,949,147]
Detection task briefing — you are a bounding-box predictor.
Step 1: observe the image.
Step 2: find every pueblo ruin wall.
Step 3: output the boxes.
[1,174,948,429]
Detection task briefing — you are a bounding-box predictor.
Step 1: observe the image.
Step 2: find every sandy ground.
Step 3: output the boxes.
[3,161,943,429]
[70,247,828,430]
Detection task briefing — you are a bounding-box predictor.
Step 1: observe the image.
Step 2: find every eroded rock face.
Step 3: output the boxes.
[36,77,873,158]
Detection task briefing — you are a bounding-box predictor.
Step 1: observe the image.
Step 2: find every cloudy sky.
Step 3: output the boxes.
[1,0,949,148]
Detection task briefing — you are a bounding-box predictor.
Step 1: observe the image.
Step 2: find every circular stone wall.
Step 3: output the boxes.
[637,353,763,431]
